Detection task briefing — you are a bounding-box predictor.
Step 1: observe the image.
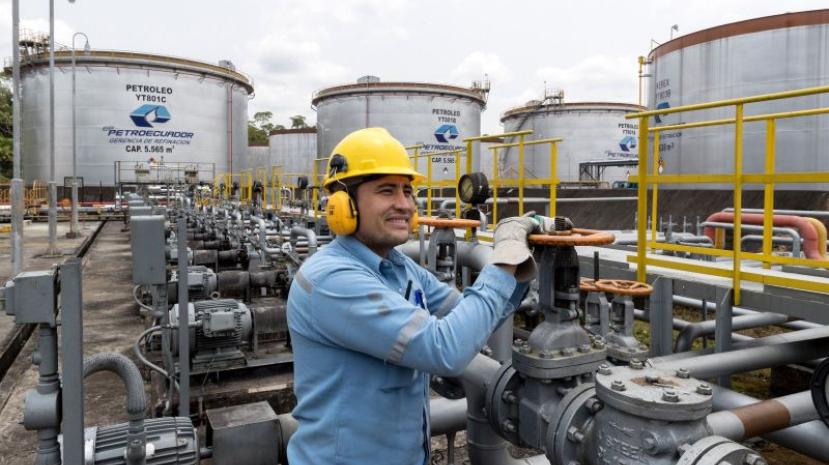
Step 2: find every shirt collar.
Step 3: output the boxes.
[336,235,406,272]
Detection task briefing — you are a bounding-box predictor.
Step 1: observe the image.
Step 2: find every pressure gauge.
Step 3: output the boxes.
[458,172,490,205]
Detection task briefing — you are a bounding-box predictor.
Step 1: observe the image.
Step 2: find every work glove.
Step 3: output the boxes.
[492,213,540,283]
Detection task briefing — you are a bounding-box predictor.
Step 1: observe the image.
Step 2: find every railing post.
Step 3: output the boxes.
[549,141,558,217]
[636,116,649,282]
[427,155,433,217]
[733,103,744,305]
[651,131,660,251]
[762,119,776,269]
[465,140,473,176]
[518,134,525,215]
[492,147,499,224]
[455,150,462,219]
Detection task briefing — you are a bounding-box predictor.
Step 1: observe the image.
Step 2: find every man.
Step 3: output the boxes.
[287,127,538,464]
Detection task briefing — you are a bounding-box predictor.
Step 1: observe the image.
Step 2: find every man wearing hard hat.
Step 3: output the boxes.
[287,127,538,464]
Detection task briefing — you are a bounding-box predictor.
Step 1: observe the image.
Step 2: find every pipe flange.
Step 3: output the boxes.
[595,366,712,422]
[512,347,607,380]
[484,361,523,446]
[676,435,763,465]
[545,383,597,465]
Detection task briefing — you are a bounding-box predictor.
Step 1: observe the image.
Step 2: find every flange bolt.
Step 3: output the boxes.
[597,363,612,376]
[676,368,690,379]
[696,383,713,396]
[662,390,680,403]
[611,380,626,391]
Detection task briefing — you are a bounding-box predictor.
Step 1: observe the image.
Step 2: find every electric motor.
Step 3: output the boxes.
[68,417,198,465]
[169,299,252,372]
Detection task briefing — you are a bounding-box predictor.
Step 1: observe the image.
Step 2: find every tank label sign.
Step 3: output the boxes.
[422,109,465,168]
[101,84,196,155]
[605,122,639,159]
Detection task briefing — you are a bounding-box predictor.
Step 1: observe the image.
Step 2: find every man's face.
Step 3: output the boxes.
[353,175,415,257]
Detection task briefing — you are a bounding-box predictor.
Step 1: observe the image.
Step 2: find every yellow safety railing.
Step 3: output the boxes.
[488,137,561,224]
[627,84,829,303]
[270,165,285,210]
[409,148,465,218]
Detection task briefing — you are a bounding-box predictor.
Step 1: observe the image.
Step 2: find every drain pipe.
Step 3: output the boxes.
[83,352,147,464]
[710,385,829,463]
[706,390,819,442]
[460,354,550,465]
[674,311,790,352]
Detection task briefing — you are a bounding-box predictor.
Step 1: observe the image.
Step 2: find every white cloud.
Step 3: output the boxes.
[451,51,512,85]
[535,54,639,104]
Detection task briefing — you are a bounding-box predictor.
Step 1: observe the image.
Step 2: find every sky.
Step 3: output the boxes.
[1,0,827,133]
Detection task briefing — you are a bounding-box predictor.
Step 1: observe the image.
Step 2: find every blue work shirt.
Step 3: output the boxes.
[287,235,525,465]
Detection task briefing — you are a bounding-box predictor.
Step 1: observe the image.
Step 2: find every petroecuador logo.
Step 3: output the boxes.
[130,104,171,128]
[619,135,637,152]
[434,124,459,143]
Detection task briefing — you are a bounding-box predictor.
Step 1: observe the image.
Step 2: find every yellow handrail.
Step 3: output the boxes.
[626,84,829,303]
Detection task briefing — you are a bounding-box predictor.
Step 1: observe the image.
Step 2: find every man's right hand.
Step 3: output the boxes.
[491,215,539,282]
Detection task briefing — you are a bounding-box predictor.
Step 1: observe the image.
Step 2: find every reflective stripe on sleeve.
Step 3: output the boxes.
[295,270,313,293]
[433,291,460,318]
[386,309,429,364]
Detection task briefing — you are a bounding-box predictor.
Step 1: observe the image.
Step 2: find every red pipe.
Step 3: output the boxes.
[703,212,827,260]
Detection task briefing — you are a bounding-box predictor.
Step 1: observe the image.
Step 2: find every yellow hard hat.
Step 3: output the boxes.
[323,127,424,190]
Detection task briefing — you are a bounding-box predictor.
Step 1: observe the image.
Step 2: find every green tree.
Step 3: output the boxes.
[0,76,12,180]
[247,110,274,146]
[290,115,308,129]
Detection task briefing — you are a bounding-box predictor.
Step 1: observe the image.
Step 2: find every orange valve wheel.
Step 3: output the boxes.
[417,217,481,229]
[579,277,600,293]
[594,279,653,297]
[528,228,615,247]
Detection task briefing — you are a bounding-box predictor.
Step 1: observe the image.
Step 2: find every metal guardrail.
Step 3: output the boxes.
[627,84,829,303]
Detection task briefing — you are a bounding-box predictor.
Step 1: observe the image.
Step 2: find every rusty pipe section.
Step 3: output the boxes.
[706,391,818,441]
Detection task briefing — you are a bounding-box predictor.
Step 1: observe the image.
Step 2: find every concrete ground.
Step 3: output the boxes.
[0,221,144,465]
[0,221,97,345]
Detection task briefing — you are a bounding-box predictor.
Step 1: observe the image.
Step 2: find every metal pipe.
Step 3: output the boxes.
[177,216,190,417]
[11,0,22,275]
[290,226,317,255]
[46,0,58,255]
[703,221,802,255]
[724,207,829,219]
[674,311,789,352]
[711,385,829,462]
[69,32,89,238]
[633,308,754,342]
[437,197,637,210]
[651,330,829,378]
[706,390,819,441]
[460,354,549,465]
[741,234,801,257]
[673,295,822,331]
[83,352,147,464]
[429,397,468,436]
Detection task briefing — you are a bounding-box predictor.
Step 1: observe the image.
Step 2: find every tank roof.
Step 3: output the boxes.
[500,101,645,122]
[650,9,829,60]
[269,127,317,136]
[312,81,487,107]
[17,49,254,94]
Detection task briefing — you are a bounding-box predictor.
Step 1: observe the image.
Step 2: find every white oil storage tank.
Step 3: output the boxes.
[647,9,829,190]
[499,101,644,184]
[268,128,317,180]
[18,48,253,198]
[312,77,488,181]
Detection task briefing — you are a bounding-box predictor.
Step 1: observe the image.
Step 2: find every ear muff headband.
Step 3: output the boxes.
[326,190,358,235]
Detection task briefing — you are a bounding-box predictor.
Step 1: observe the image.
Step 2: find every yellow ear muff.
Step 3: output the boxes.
[326,190,358,236]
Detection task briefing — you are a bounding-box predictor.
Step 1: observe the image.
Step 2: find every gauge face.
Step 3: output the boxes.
[458,172,489,205]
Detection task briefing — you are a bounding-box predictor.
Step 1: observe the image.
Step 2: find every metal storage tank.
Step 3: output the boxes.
[312,77,488,181]
[268,128,317,180]
[500,101,644,184]
[241,146,270,173]
[647,9,829,190]
[18,49,253,197]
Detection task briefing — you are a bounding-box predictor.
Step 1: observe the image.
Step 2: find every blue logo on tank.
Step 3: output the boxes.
[654,102,670,124]
[130,104,171,128]
[434,124,459,143]
[619,135,637,152]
